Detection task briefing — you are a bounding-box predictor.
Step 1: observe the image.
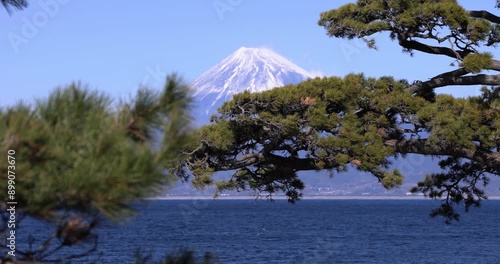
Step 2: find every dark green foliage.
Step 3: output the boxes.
[0,74,194,261]
[319,0,500,102]
[318,0,486,50]
[0,77,192,220]
[462,53,493,73]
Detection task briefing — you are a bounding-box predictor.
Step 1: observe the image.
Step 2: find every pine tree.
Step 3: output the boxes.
[0,74,194,262]
[183,1,500,223]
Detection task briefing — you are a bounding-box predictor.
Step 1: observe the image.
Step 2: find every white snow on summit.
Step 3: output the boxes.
[192,47,319,111]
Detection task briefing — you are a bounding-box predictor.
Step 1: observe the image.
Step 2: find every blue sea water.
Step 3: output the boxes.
[10,199,500,263]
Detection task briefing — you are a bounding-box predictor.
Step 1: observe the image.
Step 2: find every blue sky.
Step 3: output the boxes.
[1,0,497,106]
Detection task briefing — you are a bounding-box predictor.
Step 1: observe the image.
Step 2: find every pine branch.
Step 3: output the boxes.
[1,0,28,14]
[408,73,500,97]
[398,37,473,60]
[469,10,500,24]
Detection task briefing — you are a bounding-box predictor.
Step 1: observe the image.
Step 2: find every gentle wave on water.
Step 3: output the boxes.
[12,200,500,264]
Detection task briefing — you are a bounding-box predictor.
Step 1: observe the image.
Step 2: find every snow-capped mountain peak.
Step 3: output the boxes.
[192,47,319,117]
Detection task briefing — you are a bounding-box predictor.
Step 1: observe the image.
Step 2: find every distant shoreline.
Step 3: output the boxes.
[146,195,500,200]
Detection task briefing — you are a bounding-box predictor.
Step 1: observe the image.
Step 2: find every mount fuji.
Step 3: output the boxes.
[191,47,320,122]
